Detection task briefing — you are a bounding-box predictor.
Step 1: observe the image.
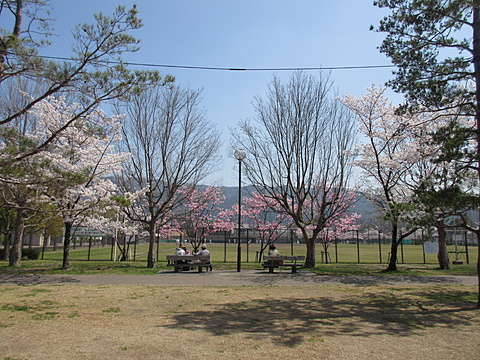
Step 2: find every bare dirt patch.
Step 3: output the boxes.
[0,284,478,360]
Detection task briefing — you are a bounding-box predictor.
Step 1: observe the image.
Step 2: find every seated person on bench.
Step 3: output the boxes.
[267,244,283,266]
[194,243,212,271]
[268,244,280,256]
[175,245,191,271]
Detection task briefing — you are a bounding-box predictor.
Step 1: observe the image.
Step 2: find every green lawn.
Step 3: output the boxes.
[1,241,477,276]
[39,241,470,265]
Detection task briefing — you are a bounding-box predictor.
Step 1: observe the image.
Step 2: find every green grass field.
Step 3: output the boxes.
[1,241,476,276]
[38,241,471,264]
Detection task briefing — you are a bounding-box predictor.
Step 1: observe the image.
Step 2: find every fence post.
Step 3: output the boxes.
[110,238,114,261]
[400,239,404,263]
[246,229,249,262]
[356,230,360,263]
[88,236,92,261]
[334,237,338,263]
[290,229,294,255]
[133,239,137,261]
[463,231,469,264]
[378,230,382,264]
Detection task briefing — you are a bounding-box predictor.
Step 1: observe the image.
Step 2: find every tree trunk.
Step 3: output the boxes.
[304,237,316,268]
[476,223,480,308]
[436,225,450,270]
[0,0,23,73]
[258,247,265,263]
[3,232,12,261]
[477,234,480,308]
[472,5,480,309]
[9,208,25,267]
[62,222,72,270]
[147,223,156,268]
[322,242,330,264]
[385,224,399,271]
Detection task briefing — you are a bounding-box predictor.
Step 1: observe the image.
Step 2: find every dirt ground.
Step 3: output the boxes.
[0,281,479,360]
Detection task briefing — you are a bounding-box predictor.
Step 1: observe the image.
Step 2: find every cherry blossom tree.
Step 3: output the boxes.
[407,108,478,270]
[242,192,292,261]
[342,85,477,271]
[317,212,361,264]
[29,96,130,270]
[372,0,480,306]
[343,85,424,271]
[174,186,226,252]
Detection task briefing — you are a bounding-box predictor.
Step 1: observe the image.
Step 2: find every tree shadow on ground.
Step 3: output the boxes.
[0,274,79,286]
[163,287,477,347]
[248,271,474,286]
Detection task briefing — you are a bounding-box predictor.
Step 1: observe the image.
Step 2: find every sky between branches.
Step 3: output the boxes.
[43,0,399,186]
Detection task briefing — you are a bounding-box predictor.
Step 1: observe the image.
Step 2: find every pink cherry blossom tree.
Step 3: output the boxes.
[243,192,292,261]
[173,186,227,253]
[317,212,361,264]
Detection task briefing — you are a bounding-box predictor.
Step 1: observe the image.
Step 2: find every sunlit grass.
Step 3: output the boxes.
[1,242,476,276]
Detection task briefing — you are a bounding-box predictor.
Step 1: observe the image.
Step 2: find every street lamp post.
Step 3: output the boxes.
[234,149,246,272]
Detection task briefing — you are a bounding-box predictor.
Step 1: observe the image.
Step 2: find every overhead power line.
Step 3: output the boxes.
[38,54,395,72]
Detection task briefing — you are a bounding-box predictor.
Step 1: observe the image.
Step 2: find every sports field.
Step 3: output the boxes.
[39,241,471,266]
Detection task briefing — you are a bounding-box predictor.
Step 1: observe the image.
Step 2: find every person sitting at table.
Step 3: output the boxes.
[194,243,212,271]
[267,244,283,266]
[175,245,192,271]
[195,243,210,256]
[268,244,280,256]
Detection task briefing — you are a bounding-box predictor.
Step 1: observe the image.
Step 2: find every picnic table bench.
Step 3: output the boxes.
[262,255,305,273]
[166,254,212,273]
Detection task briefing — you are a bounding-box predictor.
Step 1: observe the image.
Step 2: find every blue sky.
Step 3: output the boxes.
[44,0,397,186]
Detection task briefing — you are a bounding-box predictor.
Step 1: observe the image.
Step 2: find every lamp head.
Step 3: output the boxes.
[234,149,246,161]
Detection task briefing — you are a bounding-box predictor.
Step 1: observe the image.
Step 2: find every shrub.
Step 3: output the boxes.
[22,248,41,260]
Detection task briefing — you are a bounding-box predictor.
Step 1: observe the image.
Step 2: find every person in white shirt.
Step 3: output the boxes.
[268,244,280,256]
[194,243,212,271]
[195,243,210,256]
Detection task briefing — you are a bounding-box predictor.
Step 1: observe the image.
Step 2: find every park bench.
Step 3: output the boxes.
[262,255,305,273]
[166,254,212,273]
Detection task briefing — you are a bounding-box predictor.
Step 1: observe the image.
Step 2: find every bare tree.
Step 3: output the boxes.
[232,72,356,268]
[114,85,222,268]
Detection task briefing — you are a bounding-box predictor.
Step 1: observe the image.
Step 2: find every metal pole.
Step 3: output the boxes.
[356,230,360,263]
[290,228,294,256]
[464,231,469,264]
[400,233,404,263]
[378,230,382,264]
[134,236,137,261]
[224,230,227,262]
[88,236,92,261]
[335,236,338,263]
[237,160,242,272]
[111,237,115,261]
[246,228,249,262]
